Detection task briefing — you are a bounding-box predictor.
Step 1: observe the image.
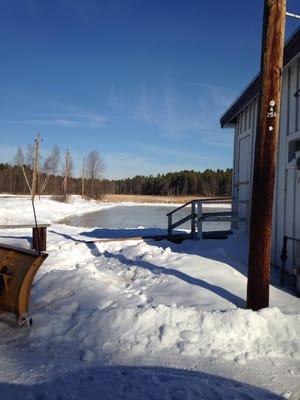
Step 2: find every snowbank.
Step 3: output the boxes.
[0,196,299,399]
[29,300,300,365]
[16,237,300,368]
[0,195,114,225]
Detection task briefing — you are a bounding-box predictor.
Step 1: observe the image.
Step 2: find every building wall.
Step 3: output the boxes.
[232,96,258,229]
[232,53,300,273]
[274,55,300,272]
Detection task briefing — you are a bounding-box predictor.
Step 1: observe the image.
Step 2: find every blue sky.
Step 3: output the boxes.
[0,0,299,179]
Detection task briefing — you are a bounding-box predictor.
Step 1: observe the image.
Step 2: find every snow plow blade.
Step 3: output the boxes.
[0,243,48,325]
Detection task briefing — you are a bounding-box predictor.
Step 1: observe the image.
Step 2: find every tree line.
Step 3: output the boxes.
[0,160,232,198]
[0,139,232,198]
[113,169,232,197]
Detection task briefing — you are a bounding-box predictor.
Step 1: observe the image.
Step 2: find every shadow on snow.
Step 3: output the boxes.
[0,365,284,400]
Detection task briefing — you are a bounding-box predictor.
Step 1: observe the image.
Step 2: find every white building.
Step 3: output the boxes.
[221,28,300,274]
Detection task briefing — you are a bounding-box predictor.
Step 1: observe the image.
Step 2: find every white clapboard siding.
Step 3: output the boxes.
[233,98,258,228]
[295,168,300,267]
[284,57,300,272]
[222,30,300,274]
[231,54,300,273]
[288,62,298,135]
[273,69,289,268]
[273,55,300,272]
[297,58,300,132]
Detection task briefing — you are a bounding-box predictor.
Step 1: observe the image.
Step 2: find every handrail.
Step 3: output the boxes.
[280,235,300,287]
[166,197,232,216]
[166,197,245,240]
[170,214,196,230]
[200,197,232,202]
[202,211,232,219]
[166,200,194,216]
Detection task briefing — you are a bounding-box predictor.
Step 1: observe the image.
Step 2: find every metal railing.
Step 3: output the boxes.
[167,198,232,239]
[280,235,300,287]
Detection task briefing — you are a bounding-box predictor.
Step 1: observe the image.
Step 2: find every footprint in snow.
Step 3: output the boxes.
[179,330,199,343]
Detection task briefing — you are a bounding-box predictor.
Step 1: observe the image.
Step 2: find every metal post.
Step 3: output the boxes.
[168,214,172,236]
[197,201,203,240]
[247,0,286,310]
[280,235,288,287]
[81,161,85,198]
[31,134,40,202]
[191,201,196,238]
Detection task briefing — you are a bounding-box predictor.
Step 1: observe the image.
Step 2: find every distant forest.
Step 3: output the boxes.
[114,169,232,197]
[0,163,232,198]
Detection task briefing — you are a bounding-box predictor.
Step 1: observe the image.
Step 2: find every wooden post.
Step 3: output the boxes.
[197,201,203,240]
[191,201,196,238]
[168,214,172,236]
[247,0,286,310]
[32,227,47,252]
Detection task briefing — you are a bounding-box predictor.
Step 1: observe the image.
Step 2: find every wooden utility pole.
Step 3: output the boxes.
[247,0,286,310]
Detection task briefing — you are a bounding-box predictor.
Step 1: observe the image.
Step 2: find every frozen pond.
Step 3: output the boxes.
[61,205,231,232]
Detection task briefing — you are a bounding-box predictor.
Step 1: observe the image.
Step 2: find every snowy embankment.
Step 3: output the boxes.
[0,194,231,226]
[0,196,299,399]
[0,194,115,225]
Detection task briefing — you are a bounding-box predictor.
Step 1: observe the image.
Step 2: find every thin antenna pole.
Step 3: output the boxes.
[81,159,85,198]
[63,149,69,200]
[31,133,40,202]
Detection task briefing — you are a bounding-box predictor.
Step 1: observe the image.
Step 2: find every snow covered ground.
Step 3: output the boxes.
[0,195,299,399]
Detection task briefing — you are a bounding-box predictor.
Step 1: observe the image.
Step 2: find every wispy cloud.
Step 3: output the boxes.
[103,151,204,179]
[202,139,233,148]
[108,80,237,140]
[15,112,107,128]
[102,147,234,179]
[135,84,210,139]
[186,81,236,92]
[136,143,214,161]
[199,131,234,149]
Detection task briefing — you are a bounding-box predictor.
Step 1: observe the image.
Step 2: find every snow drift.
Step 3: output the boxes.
[0,196,299,399]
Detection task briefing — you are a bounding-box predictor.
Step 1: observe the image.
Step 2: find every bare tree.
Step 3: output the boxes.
[43,145,60,175]
[25,143,35,168]
[40,145,61,193]
[14,147,25,166]
[13,137,40,199]
[86,150,104,198]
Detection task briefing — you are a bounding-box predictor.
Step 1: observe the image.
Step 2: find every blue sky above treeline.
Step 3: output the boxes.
[0,0,299,178]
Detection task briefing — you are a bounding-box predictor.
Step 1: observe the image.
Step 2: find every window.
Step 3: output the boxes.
[288,139,300,162]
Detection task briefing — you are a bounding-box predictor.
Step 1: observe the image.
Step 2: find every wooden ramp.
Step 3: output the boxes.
[0,243,48,325]
[145,231,231,242]
[84,230,231,245]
